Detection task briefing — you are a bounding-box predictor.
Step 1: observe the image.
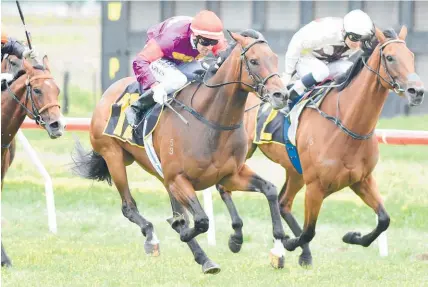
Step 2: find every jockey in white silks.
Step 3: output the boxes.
[281,9,375,114]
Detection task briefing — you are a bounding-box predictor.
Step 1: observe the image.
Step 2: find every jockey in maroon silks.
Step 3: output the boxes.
[125,10,228,126]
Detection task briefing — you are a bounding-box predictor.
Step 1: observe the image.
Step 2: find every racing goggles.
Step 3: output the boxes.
[197,36,219,47]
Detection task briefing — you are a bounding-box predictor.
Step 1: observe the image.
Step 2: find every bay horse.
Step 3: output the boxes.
[72,31,289,274]
[1,55,65,267]
[216,26,425,267]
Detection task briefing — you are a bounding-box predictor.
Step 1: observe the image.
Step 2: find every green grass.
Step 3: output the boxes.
[2,116,428,286]
[64,85,100,117]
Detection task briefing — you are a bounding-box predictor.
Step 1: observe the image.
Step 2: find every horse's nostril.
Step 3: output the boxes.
[49,121,59,129]
[407,88,416,95]
[416,90,425,98]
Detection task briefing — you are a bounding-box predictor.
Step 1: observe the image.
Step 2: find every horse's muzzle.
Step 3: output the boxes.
[405,73,425,106]
[269,90,288,110]
[46,119,65,139]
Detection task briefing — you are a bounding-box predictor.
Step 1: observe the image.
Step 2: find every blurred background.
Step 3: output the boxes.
[2,0,428,118]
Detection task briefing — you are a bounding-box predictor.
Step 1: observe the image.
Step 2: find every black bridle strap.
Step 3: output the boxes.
[202,39,279,95]
[5,74,59,126]
[179,39,278,129]
[311,39,406,141]
[362,39,406,93]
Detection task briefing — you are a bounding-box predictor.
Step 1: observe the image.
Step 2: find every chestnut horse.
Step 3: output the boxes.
[1,55,65,267]
[72,31,288,274]
[216,26,425,267]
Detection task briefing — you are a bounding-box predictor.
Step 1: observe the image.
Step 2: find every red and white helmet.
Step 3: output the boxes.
[190,10,224,40]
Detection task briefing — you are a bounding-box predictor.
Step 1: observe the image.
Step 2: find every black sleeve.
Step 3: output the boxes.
[1,38,25,59]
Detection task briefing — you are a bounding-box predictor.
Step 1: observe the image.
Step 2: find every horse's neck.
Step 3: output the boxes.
[1,78,28,143]
[192,50,248,127]
[341,51,389,135]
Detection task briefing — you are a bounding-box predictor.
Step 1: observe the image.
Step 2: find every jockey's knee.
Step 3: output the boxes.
[167,72,187,91]
[312,64,329,83]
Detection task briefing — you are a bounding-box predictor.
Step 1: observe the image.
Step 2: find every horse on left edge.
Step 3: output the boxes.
[1,55,66,267]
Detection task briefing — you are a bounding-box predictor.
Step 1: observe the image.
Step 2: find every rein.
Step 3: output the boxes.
[1,73,60,149]
[176,39,279,131]
[5,74,60,126]
[311,38,406,140]
[202,39,279,100]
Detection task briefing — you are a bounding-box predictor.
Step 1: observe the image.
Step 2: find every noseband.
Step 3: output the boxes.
[362,39,406,94]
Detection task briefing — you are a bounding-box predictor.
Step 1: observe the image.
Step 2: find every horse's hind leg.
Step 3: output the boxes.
[101,145,159,255]
[167,195,220,274]
[343,174,390,247]
[1,243,11,267]
[215,184,243,253]
[220,164,288,269]
[278,173,312,266]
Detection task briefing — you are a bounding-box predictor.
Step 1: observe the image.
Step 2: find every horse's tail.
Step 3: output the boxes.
[71,137,112,185]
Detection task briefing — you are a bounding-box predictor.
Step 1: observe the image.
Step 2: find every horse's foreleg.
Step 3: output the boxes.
[278,174,312,266]
[215,184,243,253]
[167,195,220,274]
[283,182,323,252]
[167,174,208,242]
[343,174,390,247]
[221,164,287,269]
[103,150,159,256]
[1,242,11,267]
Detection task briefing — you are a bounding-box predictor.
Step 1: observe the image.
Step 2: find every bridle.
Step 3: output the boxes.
[362,39,406,94]
[5,72,60,126]
[311,38,407,140]
[172,39,281,131]
[202,39,280,101]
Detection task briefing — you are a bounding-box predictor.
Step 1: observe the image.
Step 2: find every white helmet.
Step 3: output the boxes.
[343,9,374,38]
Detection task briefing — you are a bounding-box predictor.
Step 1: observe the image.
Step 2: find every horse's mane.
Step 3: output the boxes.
[336,28,398,91]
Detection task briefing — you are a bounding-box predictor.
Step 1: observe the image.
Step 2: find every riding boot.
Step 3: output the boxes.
[124,89,155,127]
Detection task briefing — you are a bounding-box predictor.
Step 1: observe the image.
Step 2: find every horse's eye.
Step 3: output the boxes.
[33,88,42,95]
[250,59,259,66]
[386,55,394,62]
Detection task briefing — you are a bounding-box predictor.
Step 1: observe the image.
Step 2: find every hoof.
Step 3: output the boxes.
[342,231,361,245]
[202,260,221,275]
[228,235,243,253]
[298,253,312,267]
[269,251,285,269]
[144,241,160,257]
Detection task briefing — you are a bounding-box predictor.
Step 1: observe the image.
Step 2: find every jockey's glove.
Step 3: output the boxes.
[152,83,168,105]
[22,47,37,60]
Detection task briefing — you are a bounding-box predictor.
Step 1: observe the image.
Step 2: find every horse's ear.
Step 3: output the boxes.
[228,31,246,46]
[375,26,386,44]
[398,25,408,41]
[42,55,51,72]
